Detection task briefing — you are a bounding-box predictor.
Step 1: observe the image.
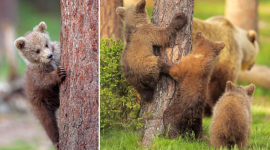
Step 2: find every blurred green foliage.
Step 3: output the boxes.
[100,39,142,130]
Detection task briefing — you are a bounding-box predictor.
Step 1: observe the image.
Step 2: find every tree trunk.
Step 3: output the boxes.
[59,0,99,149]
[238,65,270,90]
[139,0,194,146]
[100,0,123,40]
[0,0,18,80]
[225,0,258,33]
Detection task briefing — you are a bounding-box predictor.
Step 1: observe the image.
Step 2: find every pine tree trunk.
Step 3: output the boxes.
[225,0,258,33]
[59,0,99,149]
[139,0,194,146]
[100,0,123,40]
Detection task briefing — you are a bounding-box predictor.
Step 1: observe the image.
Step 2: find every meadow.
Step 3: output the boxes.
[100,0,270,149]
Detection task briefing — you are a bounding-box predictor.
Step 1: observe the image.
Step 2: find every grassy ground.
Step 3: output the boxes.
[101,0,270,149]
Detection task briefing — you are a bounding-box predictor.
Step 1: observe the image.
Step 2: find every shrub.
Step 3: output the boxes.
[100,38,142,130]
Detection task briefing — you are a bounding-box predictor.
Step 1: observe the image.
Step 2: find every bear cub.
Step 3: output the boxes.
[116,0,187,101]
[210,81,255,149]
[163,32,225,139]
[14,22,66,149]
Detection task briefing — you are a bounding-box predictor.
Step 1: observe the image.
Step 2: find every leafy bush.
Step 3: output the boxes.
[100,38,142,130]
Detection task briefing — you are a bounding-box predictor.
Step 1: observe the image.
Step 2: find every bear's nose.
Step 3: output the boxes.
[47,54,53,59]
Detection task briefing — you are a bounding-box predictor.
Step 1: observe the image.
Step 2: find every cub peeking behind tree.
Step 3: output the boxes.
[210,81,255,149]
[14,22,66,149]
[116,0,187,101]
[163,32,225,139]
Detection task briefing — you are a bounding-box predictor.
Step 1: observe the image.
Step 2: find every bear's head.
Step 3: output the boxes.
[240,29,259,71]
[225,81,255,99]
[116,0,149,27]
[14,22,55,65]
[193,32,225,56]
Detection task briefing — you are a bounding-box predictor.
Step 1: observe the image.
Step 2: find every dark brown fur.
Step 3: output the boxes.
[14,22,66,149]
[116,0,187,101]
[192,16,259,116]
[210,81,255,149]
[163,32,225,139]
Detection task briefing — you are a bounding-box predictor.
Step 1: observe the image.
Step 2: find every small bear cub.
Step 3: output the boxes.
[14,22,66,149]
[210,81,255,149]
[163,32,225,139]
[116,0,187,101]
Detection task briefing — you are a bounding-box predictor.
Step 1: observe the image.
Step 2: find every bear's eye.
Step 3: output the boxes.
[36,49,40,54]
[45,44,48,48]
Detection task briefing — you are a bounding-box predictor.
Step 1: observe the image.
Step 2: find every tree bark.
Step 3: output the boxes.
[59,0,99,149]
[225,0,258,33]
[139,0,194,146]
[100,0,123,40]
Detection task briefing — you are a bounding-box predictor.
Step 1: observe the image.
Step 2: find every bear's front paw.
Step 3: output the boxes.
[57,66,66,81]
[169,12,187,30]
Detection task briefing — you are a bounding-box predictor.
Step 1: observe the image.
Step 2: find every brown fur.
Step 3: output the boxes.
[192,16,259,116]
[14,22,66,149]
[210,81,255,149]
[163,32,225,139]
[116,0,187,101]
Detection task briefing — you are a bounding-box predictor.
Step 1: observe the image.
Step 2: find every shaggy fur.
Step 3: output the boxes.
[14,22,66,149]
[210,81,255,149]
[116,0,187,101]
[163,32,225,139]
[192,16,259,116]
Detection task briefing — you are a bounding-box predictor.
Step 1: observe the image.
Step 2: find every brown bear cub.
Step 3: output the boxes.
[210,81,255,149]
[116,0,187,101]
[163,32,225,139]
[14,22,66,149]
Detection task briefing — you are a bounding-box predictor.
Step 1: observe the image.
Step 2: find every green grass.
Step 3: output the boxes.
[102,0,270,149]
[0,1,60,81]
[0,140,56,150]
[101,104,270,150]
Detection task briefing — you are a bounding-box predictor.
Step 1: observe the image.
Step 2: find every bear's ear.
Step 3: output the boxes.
[214,41,225,53]
[247,30,256,44]
[34,21,47,33]
[225,81,236,92]
[245,83,255,97]
[195,32,205,40]
[14,37,26,50]
[135,0,146,13]
[116,7,126,19]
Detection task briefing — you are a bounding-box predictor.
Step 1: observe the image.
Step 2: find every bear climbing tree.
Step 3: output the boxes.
[139,0,194,146]
[59,0,99,149]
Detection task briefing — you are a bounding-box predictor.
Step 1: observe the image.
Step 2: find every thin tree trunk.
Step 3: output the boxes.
[0,0,18,80]
[140,0,194,146]
[100,0,123,40]
[59,0,99,149]
[225,0,258,33]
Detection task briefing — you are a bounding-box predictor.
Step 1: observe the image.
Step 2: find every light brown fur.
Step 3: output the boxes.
[163,32,225,139]
[210,81,255,149]
[116,0,187,101]
[14,22,66,149]
[192,16,259,115]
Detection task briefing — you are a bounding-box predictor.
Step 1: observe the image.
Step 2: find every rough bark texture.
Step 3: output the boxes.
[225,0,258,33]
[238,65,270,90]
[59,0,99,149]
[100,0,123,40]
[139,0,194,146]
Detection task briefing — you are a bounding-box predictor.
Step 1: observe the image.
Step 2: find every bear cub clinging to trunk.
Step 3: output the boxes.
[163,32,225,139]
[210,81,255,149]
[116,0,187,101]
[14,22,66,149]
